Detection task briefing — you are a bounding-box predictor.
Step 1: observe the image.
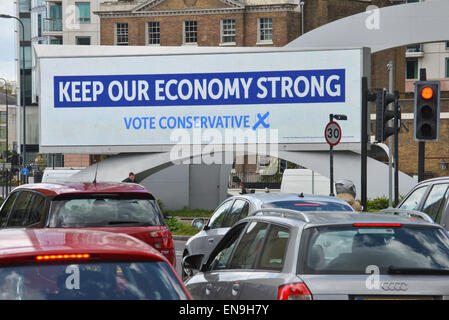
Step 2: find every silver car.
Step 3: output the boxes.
[181,193,354,280]
[184,209,449,300]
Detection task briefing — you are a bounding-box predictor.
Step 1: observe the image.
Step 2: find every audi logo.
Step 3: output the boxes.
[381,282,408,291]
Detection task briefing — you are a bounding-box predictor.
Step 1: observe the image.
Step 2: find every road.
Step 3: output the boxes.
[174,239,187,277]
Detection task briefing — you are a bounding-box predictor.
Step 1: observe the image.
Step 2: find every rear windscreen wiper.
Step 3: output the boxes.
[388,266,449,275]
[107,221,151,226]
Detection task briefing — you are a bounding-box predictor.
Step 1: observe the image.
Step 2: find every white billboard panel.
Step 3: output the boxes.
[38,47,369,153]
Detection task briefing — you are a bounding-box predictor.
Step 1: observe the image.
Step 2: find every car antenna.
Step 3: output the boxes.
[299,192,304,198]
[93,161,99,184]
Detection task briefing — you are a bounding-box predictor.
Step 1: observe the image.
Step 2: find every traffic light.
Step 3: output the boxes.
[414,81,440,141]
[375,88,399,143]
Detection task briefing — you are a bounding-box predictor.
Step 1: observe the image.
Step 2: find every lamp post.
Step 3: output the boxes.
[0,78,9,195]
[0,14,26,183]
[0,78,8,164]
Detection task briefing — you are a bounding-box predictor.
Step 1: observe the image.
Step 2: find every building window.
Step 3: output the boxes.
[406,59,418,79]
[147,21,160,45]
[184,20,197,44]
[221,19,236,44]
[76,37,91,45]
[258,17,272,43]
[446,42,449,50]
[50,36,62,45]
[115,23,128,45]
[76,2,91,23]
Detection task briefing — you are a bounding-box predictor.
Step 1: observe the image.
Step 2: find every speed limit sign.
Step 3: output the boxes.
[325,121,342,146]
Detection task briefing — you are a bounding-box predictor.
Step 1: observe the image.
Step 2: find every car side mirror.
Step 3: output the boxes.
[183,254,205,271]
[191,217,206,230]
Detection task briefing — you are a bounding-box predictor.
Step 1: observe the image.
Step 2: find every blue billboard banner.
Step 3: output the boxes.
[54,69,345,108]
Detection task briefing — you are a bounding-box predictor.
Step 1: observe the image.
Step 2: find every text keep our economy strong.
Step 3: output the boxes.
[53,69,346,108]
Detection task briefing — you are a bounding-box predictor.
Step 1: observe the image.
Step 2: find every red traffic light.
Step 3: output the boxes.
[421,86,434,100]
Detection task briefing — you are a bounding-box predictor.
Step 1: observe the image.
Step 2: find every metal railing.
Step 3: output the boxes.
[228,172,282,189]
[43,19,62,32]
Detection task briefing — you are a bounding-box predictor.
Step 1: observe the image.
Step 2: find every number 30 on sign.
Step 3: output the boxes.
[325,121,342,146]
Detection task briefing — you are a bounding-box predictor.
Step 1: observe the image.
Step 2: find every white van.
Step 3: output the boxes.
[41,167,83,183]
[281,169,332,195]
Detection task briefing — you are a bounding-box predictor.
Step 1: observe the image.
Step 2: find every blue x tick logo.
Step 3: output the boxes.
[252,112,270,131]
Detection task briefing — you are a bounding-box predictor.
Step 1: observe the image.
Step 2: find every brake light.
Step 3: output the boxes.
[278,283,312,300]
[149,228,173,250]
[294,203,319,206]
[353,223,402,227]
[36,253,90,261]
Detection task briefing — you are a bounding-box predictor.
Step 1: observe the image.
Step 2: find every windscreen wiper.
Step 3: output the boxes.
[107,221,151,226]
[388,266,449,275]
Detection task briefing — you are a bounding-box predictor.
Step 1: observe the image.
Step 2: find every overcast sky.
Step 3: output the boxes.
[0,1,17,84]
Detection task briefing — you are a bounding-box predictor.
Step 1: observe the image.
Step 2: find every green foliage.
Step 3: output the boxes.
[365,197,390,212]
[358,196,405,212]
[165,217,199,236]
[166,206,213,218]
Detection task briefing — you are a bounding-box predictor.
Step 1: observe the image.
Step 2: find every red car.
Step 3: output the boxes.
[0,182,175,266]
[0,228,191,300]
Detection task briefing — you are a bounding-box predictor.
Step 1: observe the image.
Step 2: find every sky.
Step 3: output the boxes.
[0,0,17,83]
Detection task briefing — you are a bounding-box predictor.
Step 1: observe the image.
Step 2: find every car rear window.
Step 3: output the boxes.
[0,262,188,300]
[263,200,354,212]
[48,194,164,227]
[301,225,449,275]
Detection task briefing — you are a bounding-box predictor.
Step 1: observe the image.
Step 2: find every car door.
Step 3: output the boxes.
[398,185,429,211]
[222,199,250,228]
[226,222,292,300]
[26,193,47,227]
[6,191,34,227]
[186,222,247,300]
[189,199,234,257]
[0,191,19,228]
[419,183,449,226]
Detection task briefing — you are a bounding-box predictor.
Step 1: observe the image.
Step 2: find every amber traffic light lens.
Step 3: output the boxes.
[421,86,434,100]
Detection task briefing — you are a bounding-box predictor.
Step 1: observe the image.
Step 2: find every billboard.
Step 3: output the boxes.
[38,47,369,153]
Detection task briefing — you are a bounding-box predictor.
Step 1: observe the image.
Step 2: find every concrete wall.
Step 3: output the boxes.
[140,163,232,211]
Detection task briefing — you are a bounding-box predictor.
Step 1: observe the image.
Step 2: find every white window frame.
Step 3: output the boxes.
[183,20,197,45]
[220,19,236,46]
[115,23,128,45]
[146,21,160,46]
[257,17,273,45]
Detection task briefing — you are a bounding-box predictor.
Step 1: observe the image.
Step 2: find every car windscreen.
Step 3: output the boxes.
[301,225,449,275]
[263,200,354,212]
[0,262,188,300]
[48,194,164,227]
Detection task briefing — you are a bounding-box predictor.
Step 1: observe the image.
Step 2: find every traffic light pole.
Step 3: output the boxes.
[418,69,426,182]
[394,90,400,206]
[361,77,369,211]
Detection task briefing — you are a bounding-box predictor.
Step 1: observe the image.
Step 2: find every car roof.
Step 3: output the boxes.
[233,192,353,207]
[414,176,449,185]
[244,211,439,229]
[11,182,152,196]
[0,228,166,265]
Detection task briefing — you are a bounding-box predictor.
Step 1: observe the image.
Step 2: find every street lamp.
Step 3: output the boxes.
[0,78,9,163]
[0,77,10,194]
[0,14,26,183]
